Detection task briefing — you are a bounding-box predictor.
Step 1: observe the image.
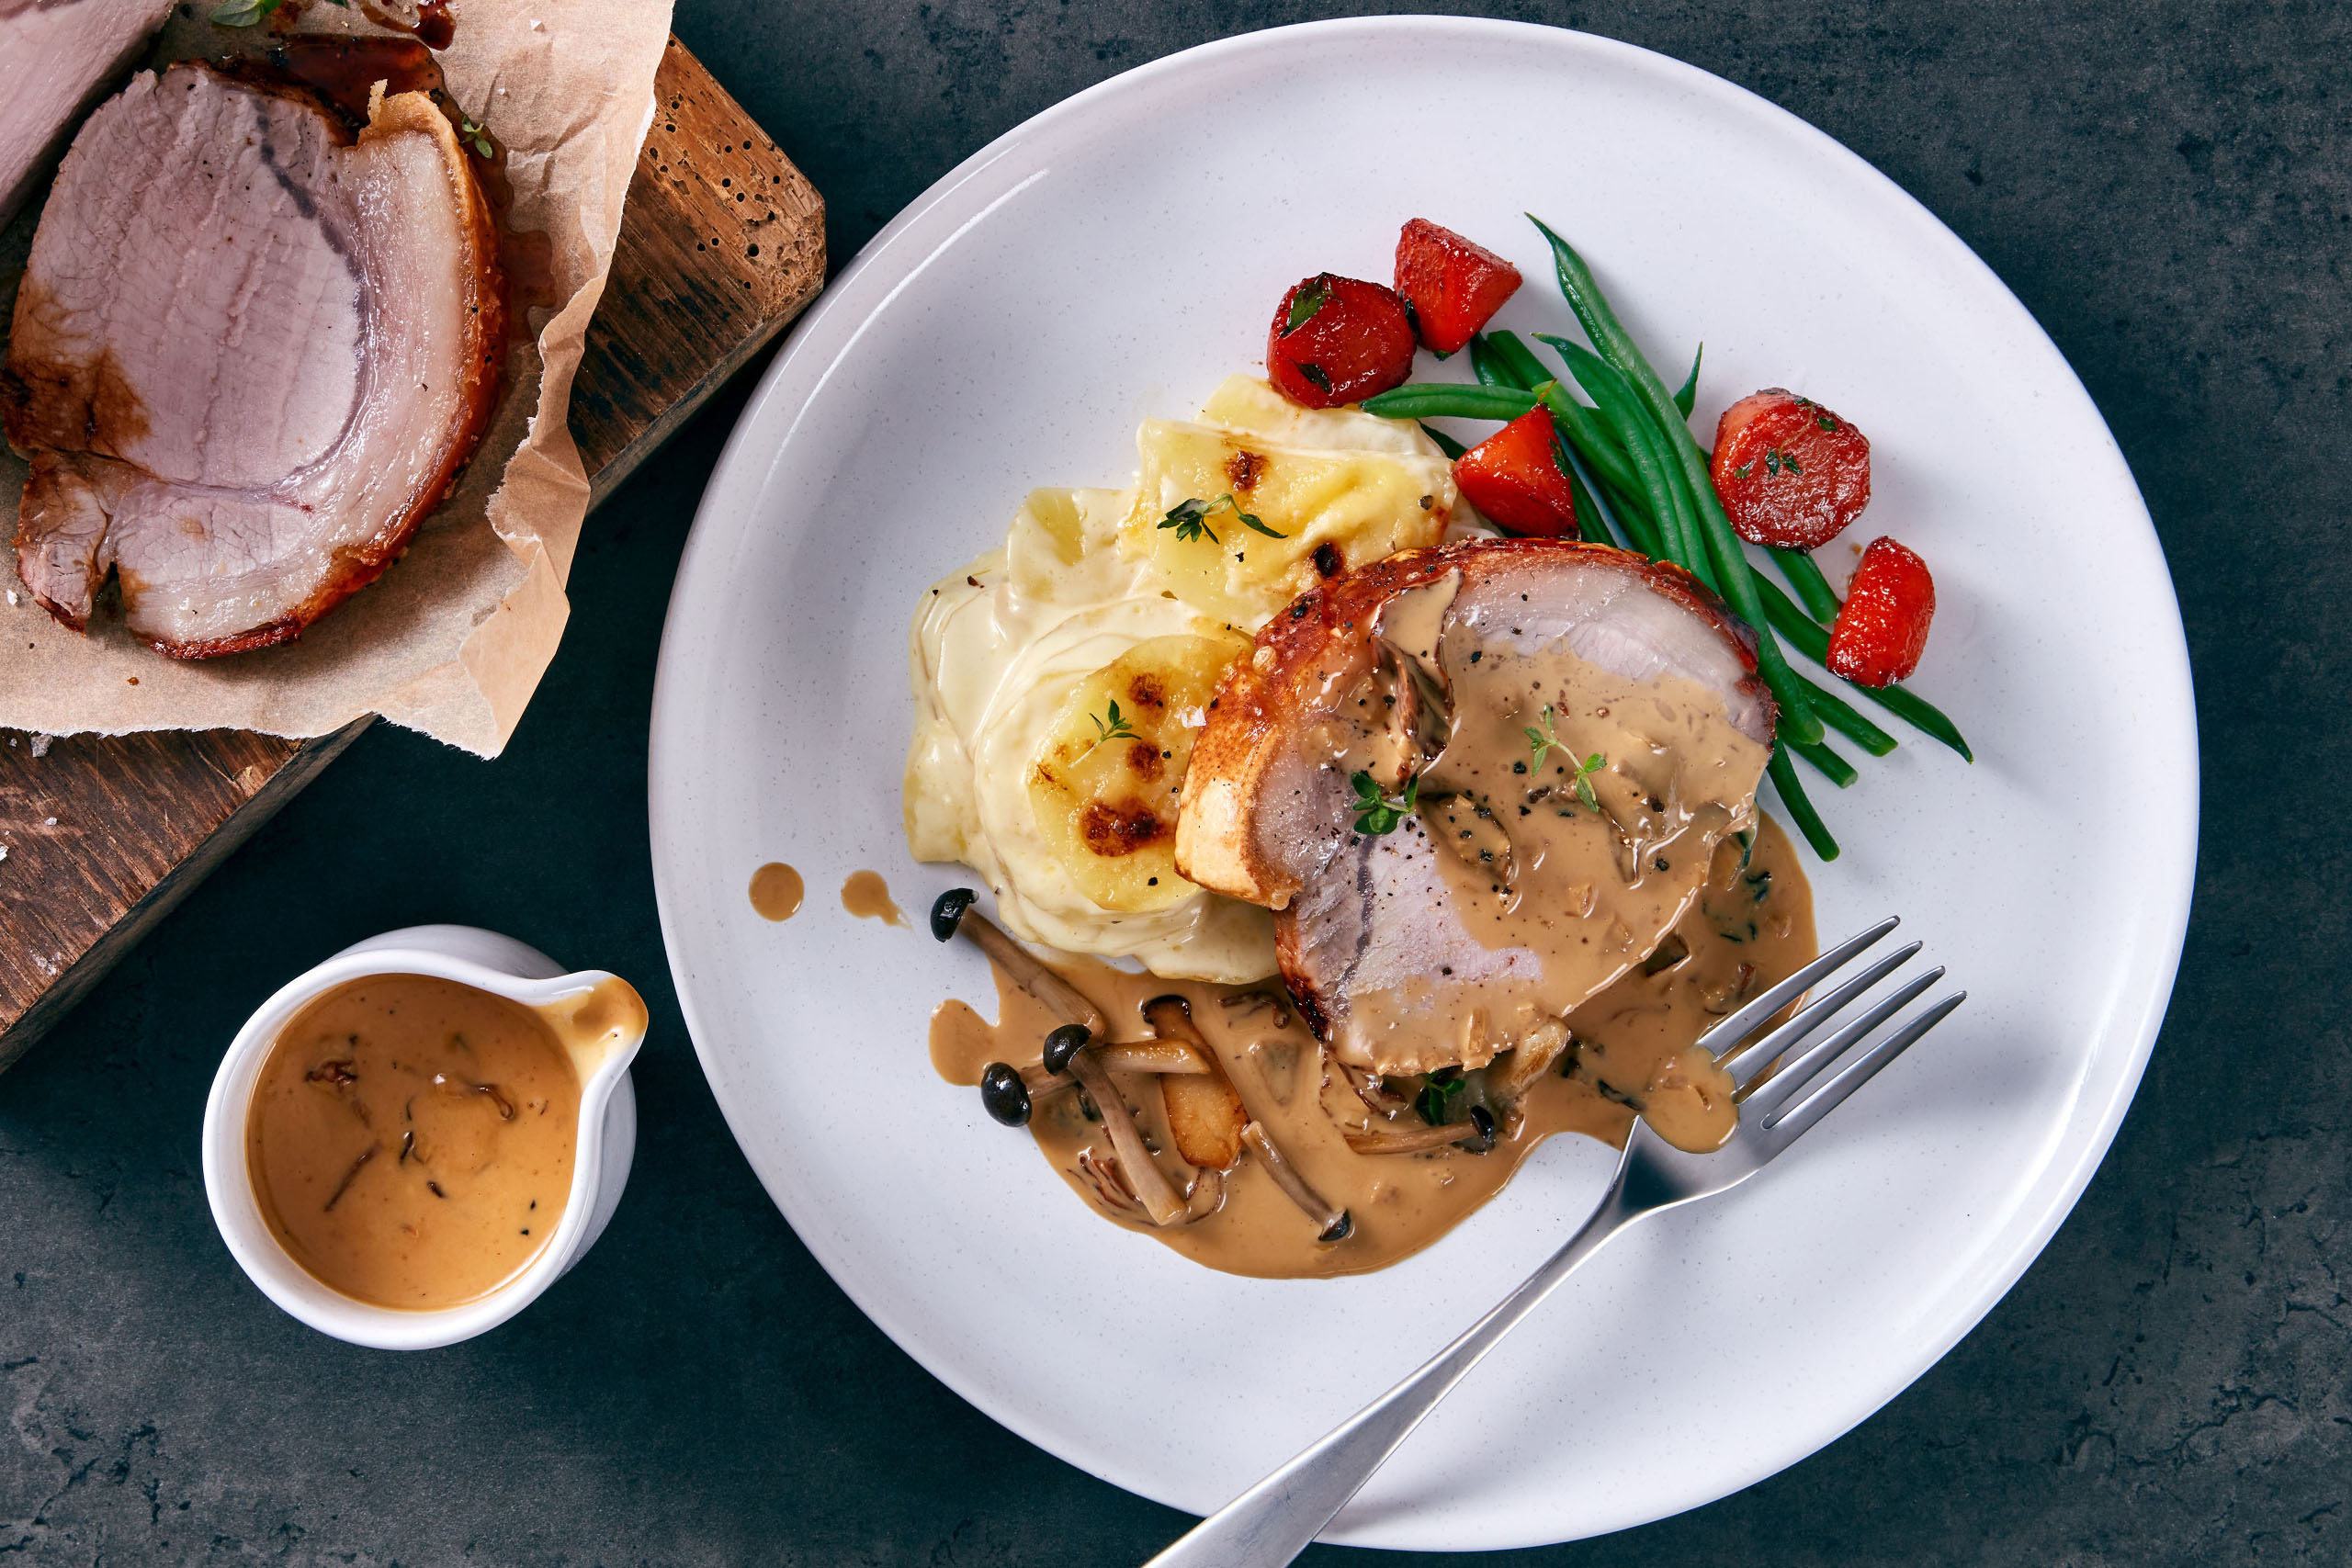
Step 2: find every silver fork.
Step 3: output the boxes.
[1143,918,1963,1568]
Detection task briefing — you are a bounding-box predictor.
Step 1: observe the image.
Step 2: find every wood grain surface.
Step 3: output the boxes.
[0,37,823,1073]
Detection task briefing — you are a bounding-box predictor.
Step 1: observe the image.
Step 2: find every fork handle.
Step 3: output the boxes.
[1142,1164,1646,1568]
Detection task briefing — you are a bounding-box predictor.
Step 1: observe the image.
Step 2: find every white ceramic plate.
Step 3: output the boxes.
[650,18,2194,1551]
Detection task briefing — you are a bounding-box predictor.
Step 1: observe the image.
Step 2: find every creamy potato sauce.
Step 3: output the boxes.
[931,818,1814,1279]
[902,377,1468,982]
[246,973,647,1308]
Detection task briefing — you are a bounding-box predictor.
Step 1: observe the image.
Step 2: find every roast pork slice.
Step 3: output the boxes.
[0,0,174,230]
[1175,539,1778,1073]
[4,62,502,657]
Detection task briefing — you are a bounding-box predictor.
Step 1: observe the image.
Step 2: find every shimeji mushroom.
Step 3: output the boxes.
[1046,1025,1191,1227]
[1239,1123,1351,1242]
[929,888,1109,1040]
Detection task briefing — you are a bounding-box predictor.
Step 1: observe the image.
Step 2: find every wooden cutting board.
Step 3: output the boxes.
[0,36,823,1072]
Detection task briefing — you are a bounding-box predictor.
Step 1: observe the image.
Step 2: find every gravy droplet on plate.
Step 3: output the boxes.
[244,975,582,1309]
[749,862,805,921]
[841,870,905,926]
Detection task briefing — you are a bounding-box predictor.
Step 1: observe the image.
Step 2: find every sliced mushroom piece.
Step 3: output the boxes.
[1345,1100,1498,1156]
[1143,996,1249,1172]
[1241,1122,1351,1242]
[1487,1020,1572,1102]
[1060,1043,1190,1226]
[930,890,1111,1040]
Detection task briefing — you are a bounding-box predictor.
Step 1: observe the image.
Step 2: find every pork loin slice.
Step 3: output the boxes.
[1175,539,1777,1074]
[4,62,502,657]
[0,0,174,231]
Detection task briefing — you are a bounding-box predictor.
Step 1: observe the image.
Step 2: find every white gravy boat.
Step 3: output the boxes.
[201,925,644,1350]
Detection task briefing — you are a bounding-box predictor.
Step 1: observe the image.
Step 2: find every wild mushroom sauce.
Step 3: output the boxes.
[246,974,645,1308]
[1316,570,1775,1076]
[933,817,1814,1280]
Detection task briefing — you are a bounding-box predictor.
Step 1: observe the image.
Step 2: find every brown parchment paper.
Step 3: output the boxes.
[0,0,675,756]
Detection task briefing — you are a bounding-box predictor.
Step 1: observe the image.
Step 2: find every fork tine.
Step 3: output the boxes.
[1696,917,1899,1060]
[1759,992,1966,1149]
[1724,942,1924,1092]
[1739,964,1942,1112]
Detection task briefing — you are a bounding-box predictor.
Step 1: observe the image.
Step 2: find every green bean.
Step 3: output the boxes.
[1795,672,1898,756]
[1674,343,1703,419]
[1560,449,1616,546]
[1547,339,1724,591]
[1768,742,1840,860]
[1479,330,1554,391]
[1468,334,1513,389]
[1771,547,1842,623]
[1561,439,1661,558]
[1532,216,1825,748]
[1361,383,1537,422]
[1552,345,1704,577]
[1792,735,1858,789]
[1419,422,1467,460]
[1751,573,1974,761]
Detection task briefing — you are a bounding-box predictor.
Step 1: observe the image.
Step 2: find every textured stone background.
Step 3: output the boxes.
[4,2,2346,1562]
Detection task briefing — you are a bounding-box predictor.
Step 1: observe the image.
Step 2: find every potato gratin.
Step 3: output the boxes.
[903,376,1468,980]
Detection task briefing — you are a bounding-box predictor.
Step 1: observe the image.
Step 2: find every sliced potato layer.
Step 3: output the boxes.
[1028,632,1248,912]
[1119,405,1454,626]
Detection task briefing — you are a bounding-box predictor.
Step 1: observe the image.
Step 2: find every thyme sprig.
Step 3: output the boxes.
[1158,493,1287,545]
[1083,699,1140,755]
[1349,770,1419,835]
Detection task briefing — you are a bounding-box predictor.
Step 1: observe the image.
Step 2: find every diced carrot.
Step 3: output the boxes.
[1394,219,1522,355]
[1266,273,1416,408]
[1826,537,1935,687]
[1712,389,1871,549]
[1452,408,1578,537]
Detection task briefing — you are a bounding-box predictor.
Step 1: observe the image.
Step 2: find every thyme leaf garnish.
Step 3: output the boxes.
[1158,492,1286,545]
[1567,751,1607,812]
[1524,704,1559,772]
[458,118,495,159]
[1084,699,1140,755]
[1350,770,1419,835]
[208,0,281,24]
[1284,276,1331,334]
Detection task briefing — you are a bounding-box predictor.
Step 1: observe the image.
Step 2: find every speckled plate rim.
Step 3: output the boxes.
[649,17,2196,1550]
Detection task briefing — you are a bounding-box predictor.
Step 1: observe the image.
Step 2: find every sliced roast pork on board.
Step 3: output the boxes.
[1176,538,1777,1075]
[3,62,503,657]
[0,0,174,230]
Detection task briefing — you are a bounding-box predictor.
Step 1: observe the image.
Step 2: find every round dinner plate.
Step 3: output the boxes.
[649,18,2194,1551]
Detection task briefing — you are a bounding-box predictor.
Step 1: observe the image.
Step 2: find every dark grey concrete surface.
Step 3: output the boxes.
[4,2,2346,1562]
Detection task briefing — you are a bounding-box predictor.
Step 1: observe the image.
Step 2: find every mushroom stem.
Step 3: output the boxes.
[1062,1046,1190,1227]
[1241,1122,1351,1241]
[1182,1165,1225,1224]
[1343,1121,1487,1156]
[946,906,1111,1040]
[1020,1043,1208,1098]
[1139,994,1216,1062]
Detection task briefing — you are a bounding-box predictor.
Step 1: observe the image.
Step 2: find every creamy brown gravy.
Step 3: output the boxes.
[750,862,806,921]
[842,870,906,925]
[931,817,1814,1278]
[246,973,646,1309]
[1311,572,1770,1075]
